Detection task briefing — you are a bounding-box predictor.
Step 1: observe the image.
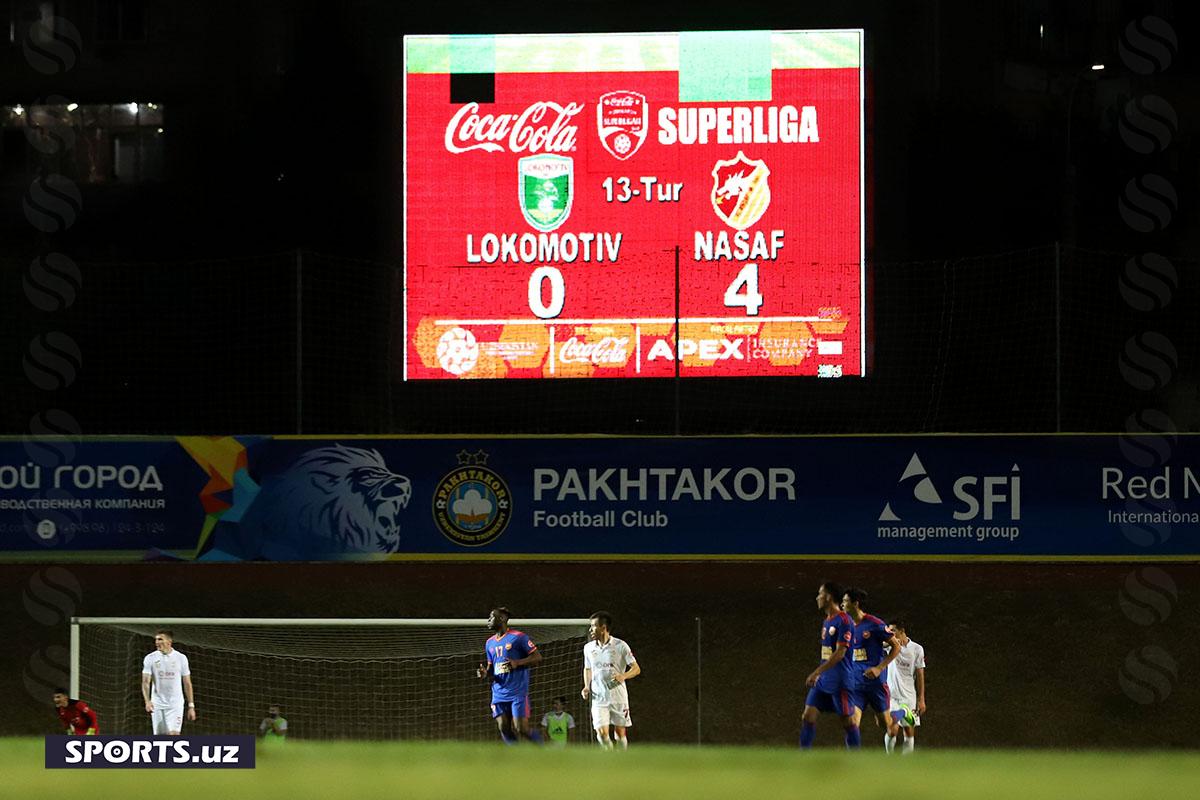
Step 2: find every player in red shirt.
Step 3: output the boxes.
[53,688,98,735]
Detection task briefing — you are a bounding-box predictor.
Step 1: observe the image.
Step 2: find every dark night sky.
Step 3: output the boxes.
[1,0,1196,435]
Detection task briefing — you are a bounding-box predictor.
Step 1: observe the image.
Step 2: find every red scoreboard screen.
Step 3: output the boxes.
[404,30,865,379]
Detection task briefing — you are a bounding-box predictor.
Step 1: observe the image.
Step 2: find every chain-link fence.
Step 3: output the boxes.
[3,243,1195,435]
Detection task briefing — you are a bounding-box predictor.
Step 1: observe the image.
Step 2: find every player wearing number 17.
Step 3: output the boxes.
[477,607,543,744]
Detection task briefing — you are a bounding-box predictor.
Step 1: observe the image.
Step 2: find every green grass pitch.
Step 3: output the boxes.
[5,738,1199,800]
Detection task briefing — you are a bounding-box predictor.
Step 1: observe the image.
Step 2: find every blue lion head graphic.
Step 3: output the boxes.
[282,445,412,551]
[224,444,412,558]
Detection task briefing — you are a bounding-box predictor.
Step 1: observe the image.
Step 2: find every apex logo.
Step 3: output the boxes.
[879,453,1022,522]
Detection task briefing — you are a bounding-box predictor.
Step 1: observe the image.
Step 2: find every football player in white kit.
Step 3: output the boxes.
[884,619,925,754]
[581,611,640,750]
[141,630,196,735]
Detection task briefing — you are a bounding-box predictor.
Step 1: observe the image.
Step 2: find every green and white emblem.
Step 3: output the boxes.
[518,155,573,232]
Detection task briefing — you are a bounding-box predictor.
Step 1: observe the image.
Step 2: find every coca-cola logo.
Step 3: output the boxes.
[446,102,584,154]
[558,336,629,365]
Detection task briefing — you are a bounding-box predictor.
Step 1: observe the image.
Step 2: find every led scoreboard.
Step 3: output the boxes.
[404,30,865,379]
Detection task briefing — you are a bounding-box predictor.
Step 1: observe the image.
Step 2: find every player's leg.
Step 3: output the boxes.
[885,709,905,753]
[858,684,890,751]
[591,703,613,750]
[839,689,861,749]
[902,724,917,754]
[151,708,167,735]
[800,687,832,749]
[491,702,518,744]
[514,696,541,743]
[610,704,631,749]
[612,726,628,749]
[166,704,184,736]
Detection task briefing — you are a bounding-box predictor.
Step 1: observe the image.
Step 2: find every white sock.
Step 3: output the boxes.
[617,735,628,750]
[885,733,896,753]
[596,731,612,750]
[902,737,915,754]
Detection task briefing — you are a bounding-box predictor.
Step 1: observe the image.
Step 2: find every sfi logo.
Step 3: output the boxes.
[879,453,1021,522]
[878,453,943,521]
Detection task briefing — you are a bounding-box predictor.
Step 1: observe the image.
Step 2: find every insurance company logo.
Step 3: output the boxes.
[878,452,1021,523]
[432,450,512,547]
[519,155,573,232]
[445,101,583,154]
[710,151,771,230]
[596,91,648,160]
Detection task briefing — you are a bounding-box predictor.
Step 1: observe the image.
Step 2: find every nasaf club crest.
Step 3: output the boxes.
[710,151,771,230]
[597,91,648,161]
[519,154,573,232]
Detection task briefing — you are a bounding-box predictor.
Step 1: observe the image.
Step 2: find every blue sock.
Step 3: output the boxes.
[799,721,816,749]
[527,729,543,744]
[499,730,517,745]
[844,725,861,748]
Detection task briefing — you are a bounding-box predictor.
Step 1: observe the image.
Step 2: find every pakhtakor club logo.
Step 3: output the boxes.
[432,450,512,547]
[710,151,771,230]
[519,154,573,232]
[879,452,1022,523]
[597,90,648,161]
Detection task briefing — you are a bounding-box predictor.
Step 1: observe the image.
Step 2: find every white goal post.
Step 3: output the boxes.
[71,617,591,740]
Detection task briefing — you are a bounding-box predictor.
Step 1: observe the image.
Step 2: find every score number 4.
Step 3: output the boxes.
[526,263,763,319]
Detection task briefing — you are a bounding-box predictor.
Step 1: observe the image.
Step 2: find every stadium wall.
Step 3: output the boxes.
[1,561,1195,747]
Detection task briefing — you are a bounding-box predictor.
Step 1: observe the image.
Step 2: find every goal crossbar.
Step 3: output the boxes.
[72,617,590,626]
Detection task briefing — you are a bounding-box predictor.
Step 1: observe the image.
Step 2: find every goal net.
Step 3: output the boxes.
[71,617,591,741]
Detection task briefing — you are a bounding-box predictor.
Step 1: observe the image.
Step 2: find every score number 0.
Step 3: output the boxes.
[526,263,764,320]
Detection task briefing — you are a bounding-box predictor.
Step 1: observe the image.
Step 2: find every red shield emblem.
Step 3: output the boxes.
[597,91,648,161]
[710,151,771,230]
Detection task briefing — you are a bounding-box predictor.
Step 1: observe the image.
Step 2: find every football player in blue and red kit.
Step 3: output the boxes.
[477,607,543,744]
[801,581,861,749]
[842,587,902,738]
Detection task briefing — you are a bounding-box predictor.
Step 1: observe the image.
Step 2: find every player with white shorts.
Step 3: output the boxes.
[141,629,196,735]
[581,611,640,750]
[884,619,925,754]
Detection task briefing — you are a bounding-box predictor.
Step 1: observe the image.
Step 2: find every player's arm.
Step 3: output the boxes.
[916,667,926,714]
[507,649,542,669]
[582,665,592,700]
[141,671,154,713]
[80,702,98,735]
[614,658,640,684]
[805,643,848,687]
[476,647,496,681]
[183,674,197,721]
[866,634,903,680]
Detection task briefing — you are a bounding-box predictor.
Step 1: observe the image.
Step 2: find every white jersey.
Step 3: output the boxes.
[584,636,637,705]
[142,649,191,708]
[886,639,925,709]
